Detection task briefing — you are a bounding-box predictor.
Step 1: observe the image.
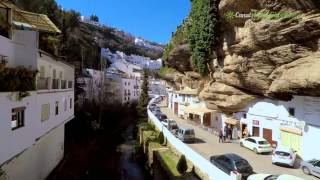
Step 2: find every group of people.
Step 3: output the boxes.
[218,125,238,143]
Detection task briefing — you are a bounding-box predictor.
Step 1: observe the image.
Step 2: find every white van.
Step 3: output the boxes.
[177,128,195,143]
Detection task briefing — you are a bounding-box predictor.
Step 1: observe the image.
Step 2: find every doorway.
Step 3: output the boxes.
[263,128,273,144]
[174,102,178,115]
[252,126,260,137]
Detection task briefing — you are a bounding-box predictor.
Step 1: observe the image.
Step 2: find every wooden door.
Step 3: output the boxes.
[203,113,211,127]
[174,102,178,115]
[263,128,273,144]
[252,126,260,137]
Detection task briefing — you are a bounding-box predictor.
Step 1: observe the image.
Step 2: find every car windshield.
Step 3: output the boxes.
[185,129,194,135]
[258,141,269,145]
[275,151,290,156]
[235,160,251,171]
[265,175,280,180]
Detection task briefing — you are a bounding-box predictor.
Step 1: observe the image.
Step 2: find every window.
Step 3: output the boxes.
[55,101,59,115]
[40,66,45,78]
[314,161,320,168]
[41,104,50,122]
[64,99,67,112]
[288,107,295,116]
[243,113,247,119]
[11,107,25,130]
[70,98,73,109]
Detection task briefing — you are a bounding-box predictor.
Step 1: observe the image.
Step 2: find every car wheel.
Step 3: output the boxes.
[240,142,243,147]
[253,148,258,154]
[302,167,310,175]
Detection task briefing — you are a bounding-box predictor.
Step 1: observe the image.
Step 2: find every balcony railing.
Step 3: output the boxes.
[68,81,73,89]
[37,77,49,90]
[52,79,60,89]
[61,80,67,89]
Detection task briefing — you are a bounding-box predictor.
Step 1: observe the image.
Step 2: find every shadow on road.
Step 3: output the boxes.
[185,138,206,144]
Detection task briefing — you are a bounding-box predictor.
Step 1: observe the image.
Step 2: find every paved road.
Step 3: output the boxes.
[159,105,317,180]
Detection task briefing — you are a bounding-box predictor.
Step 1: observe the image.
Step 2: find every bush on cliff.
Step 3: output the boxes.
[176,155,188,175]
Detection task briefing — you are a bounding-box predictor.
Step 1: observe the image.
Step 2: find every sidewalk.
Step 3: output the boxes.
[159,104,316,180]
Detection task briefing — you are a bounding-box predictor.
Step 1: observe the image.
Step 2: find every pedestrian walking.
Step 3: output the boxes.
[219,128,223,143]
[228,126,232,140]
[223,127,227,142]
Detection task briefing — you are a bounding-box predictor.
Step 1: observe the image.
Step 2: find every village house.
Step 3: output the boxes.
[0,2,74,179]
[167,87,222,130]
[236,96,320,160]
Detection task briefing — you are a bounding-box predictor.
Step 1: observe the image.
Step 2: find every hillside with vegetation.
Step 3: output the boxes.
[13,0,164,70]
[161,0,320,113]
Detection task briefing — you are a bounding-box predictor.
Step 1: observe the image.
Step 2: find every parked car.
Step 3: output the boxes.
[152,109,162,114]
[161,119,178,130]
[210,154,254,179]
[177,127,195,143]
[240,137,272,154]
[149,106,160,112]
[300,159,320,178]
[248,174,304,180]
[272,146,296,167]
[155,113,167,122]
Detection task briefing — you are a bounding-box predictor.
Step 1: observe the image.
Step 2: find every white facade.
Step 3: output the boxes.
[101,48,162,71]
[167,88,221,129]
[240,96,320,160]
[148,79,166,96]
[0,19,74,180]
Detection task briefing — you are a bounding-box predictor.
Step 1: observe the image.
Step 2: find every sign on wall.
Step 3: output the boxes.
[253,120,259,126]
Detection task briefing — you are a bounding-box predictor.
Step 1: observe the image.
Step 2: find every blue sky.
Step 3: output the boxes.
[56,0,191,44]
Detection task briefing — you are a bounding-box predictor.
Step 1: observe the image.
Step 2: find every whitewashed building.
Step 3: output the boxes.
[148,78,166,97]
[101,48,162,71]
[238,96,320,160]
[0,2,74,179]
[167,87,221,129]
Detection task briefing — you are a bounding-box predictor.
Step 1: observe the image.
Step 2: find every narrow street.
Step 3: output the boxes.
[159,104,317,180]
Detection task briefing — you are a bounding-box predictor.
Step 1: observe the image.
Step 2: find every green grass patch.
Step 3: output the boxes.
[158,150,182,179]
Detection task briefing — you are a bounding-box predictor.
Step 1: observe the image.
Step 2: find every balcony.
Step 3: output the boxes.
[68,81,73,89]
[61,80,67,89]
[52,79,60,89]
[37,78,49,90]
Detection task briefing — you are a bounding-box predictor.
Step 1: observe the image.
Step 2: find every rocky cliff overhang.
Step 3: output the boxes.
[163,0,320,113]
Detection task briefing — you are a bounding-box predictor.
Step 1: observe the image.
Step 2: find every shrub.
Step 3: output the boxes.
[176,155,188,175]
[158,132,164,144]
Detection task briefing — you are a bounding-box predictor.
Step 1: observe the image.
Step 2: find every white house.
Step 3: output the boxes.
[101,48,162,71]
[0,2,74,180]
[239,96,320,160]
[167,87,221,130]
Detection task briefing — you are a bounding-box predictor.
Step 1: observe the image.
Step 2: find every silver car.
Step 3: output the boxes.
[300,159,320,178]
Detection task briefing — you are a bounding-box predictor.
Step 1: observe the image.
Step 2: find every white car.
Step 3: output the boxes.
[272,146,297,167]
[248,174,304,180]
[240,137,272,154]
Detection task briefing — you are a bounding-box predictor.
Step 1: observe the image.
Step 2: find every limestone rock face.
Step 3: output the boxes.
[164,0,320,113]
[166,44,192,73]
[199,82,256,112]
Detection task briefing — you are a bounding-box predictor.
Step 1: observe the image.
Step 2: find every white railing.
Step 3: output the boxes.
[148,98,237,180]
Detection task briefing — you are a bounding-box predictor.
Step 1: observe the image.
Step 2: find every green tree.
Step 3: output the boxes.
[176,155,188,175]
[90,14,99,22]
[137,69,150,120]
[187,0,220,75]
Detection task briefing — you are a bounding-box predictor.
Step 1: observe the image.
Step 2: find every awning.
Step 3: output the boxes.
[175,87,197,95]
[184,106,217,116]
[224,118,239,125]
[280,126,302,136]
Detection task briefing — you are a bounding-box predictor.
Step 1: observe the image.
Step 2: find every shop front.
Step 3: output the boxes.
[280,126,303,156]
[184,107,217,128]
